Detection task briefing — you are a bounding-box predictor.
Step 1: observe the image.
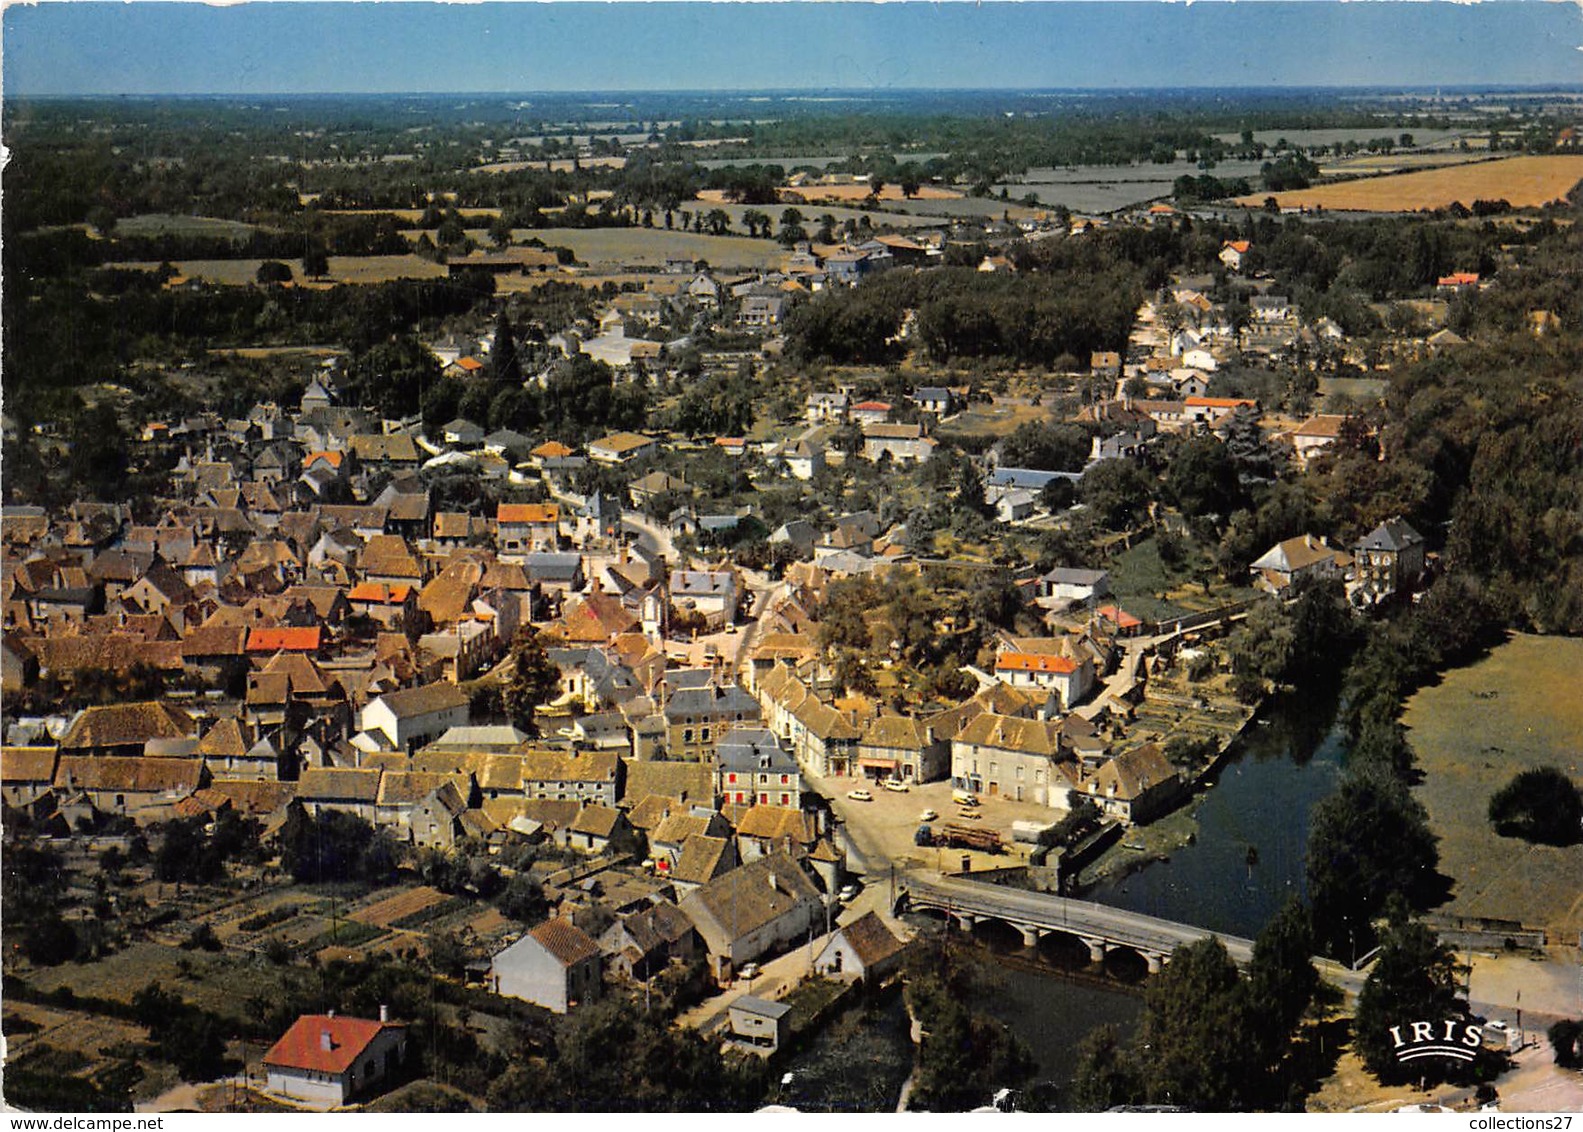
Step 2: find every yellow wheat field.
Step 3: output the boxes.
[1237,154,1583,212]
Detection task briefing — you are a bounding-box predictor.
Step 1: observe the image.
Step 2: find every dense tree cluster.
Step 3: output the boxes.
[1070,901,1322,1111]
[902,936,1036,1110]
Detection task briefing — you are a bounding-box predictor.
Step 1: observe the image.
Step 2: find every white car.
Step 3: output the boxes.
[838,884,860,902]
[738,962,760,981]
[882,779,910,793]
[918,809,939,822]
[847,788,873,802]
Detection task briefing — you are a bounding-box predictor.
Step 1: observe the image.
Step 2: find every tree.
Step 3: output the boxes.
[1353,912,1469,1083]
[1069,1025,1145,1111]
[741,209,770,239]
[302,244,331,279]
[255,260,293,285]
[343,335,441,418]
[1547,1019,1583,1069]
[1306,773,1439,959]
[1245,897,1320,1073]
[502,630,560,734]
[1137,937,1260,1110]
[1166,434,1244,521]
[495,873,548,924]
[491,310,522,386]
[1487,767,1583,846]
[279,806,397,886]
[67,403,132,502]
[1000,421,1091,472]
[1080,458,1154,530]
[488,213,514,249]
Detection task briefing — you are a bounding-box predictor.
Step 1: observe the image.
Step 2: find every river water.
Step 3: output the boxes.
[1084,685,1347,937]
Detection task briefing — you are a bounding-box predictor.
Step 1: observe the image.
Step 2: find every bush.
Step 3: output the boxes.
[1548,1019,1583,1068]
[1488,767,1583,846]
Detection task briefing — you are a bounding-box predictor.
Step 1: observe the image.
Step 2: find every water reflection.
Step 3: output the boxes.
[1086,687,1346,938]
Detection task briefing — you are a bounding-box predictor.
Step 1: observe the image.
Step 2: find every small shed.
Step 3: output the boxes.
[728,995,793,1054]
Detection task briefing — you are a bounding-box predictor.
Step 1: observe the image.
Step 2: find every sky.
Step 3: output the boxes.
[3,1,1581,96]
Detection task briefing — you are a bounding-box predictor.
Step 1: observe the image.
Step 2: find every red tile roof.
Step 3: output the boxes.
[245,626,323,653]
[1096,605,1143,629]
[263,1014,402,1075]
[348,582,413,604]
[996,651,1080,674]
[1184,397,1258,410]
[496,503,559,525]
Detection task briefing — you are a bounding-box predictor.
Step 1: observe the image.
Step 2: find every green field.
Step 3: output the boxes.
[115,213,261,240]
[1401,633,1583,936]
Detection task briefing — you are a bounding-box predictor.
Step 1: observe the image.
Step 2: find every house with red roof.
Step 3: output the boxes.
[263,1011,408,1108]
[994,642,1097,709]
[490,918,603,1013]
[1219,240,1252,271]
[1183,396,1258,426]
[850,400,893,427]
[496,502,561,555]
[245,625,324,656]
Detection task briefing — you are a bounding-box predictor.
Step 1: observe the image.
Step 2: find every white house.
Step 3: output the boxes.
[490,918,603,1014]
[781,439,825,481]
[812,911,907,983]
[263,1012,408,1109]
[360,683,470,752]
[669,569,739,628]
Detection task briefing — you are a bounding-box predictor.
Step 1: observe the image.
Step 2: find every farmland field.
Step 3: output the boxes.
[505,227,787,269]
[1400,633,1583,936]
[108,255,448,285]
[1319,152,1491,176]
[1211,127,1469,149]
[1238,154,1583,212]
[348,884,448,928]
[775,182,963,203]
[115,213,262,240]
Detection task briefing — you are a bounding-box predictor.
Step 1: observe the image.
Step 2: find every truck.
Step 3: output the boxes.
[935,823,1004,853]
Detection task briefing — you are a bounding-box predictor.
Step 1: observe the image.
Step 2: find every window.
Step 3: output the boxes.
[684,728,694,743]
[702,727,712,743]
[735,792,745,803]
[1016,766,1024,780]
[780,774,789,784]
[759,793,769,805]
[727,772,737,784]
[780,793,790,806]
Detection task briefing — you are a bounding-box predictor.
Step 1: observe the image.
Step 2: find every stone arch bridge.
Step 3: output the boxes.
[898,873,1255,974]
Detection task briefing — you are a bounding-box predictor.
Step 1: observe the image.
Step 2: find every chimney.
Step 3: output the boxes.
[379,1004,388,1023]
[321,1029,334,1052]
[767,872,779,893]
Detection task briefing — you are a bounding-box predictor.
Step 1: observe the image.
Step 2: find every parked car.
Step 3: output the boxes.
[847,788,873,802]
[918,808,939,822]
[738,962,760,981]
[951,789,979,806]
[882,779,909,793]
[838,884,860,902]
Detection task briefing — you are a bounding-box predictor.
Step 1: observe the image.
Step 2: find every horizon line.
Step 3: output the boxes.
[12,82,1583,100]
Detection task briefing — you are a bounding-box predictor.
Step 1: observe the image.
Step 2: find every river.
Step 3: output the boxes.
[1084,684,1347,938]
